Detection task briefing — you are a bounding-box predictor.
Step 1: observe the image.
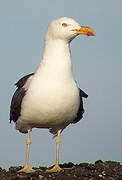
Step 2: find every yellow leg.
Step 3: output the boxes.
[18,129,35,173]
[46,130,62,173]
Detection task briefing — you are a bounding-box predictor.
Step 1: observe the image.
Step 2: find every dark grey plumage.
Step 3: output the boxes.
[71,89,88,124]
[10,73,34,123]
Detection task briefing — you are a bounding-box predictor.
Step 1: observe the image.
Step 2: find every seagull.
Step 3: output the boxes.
[10,17,95,173]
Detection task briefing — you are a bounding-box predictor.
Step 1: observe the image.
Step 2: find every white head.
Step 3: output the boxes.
[45,17,95,43]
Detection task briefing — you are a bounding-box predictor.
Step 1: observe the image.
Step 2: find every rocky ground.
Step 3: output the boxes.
[1,160,122,180]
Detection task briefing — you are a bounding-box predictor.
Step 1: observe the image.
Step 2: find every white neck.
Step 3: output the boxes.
[37,39,74,80]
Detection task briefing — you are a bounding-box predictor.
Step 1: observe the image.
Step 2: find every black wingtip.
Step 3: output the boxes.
[80,89,88,98]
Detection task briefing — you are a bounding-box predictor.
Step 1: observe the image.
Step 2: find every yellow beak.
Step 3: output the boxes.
[75,26,95,36]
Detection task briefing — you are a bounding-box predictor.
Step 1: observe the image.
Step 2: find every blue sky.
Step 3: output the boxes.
[0,0,122,168]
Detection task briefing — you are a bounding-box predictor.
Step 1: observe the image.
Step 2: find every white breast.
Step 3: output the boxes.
[16,72,79,133]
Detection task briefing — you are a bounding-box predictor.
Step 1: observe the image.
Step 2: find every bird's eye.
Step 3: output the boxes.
[62,23,68,27]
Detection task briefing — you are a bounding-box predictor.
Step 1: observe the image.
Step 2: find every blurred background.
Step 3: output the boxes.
[0,0,122,168]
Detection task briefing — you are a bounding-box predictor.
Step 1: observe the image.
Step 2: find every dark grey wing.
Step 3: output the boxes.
[71,88,88,124]
[10,73,34,123]
[15,73,34,88]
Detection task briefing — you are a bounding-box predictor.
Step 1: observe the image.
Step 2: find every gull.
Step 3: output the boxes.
[10,17,95,173]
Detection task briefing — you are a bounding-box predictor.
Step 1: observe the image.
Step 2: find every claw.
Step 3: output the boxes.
[46,164,62,173]
[18,165,36,173]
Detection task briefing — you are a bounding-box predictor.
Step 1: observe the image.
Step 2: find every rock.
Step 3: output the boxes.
[0,161,122,179]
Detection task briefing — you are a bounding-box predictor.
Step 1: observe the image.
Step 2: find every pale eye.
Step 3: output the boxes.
[62,23,68,27]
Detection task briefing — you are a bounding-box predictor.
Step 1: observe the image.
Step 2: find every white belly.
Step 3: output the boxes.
[16,75,80,133]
